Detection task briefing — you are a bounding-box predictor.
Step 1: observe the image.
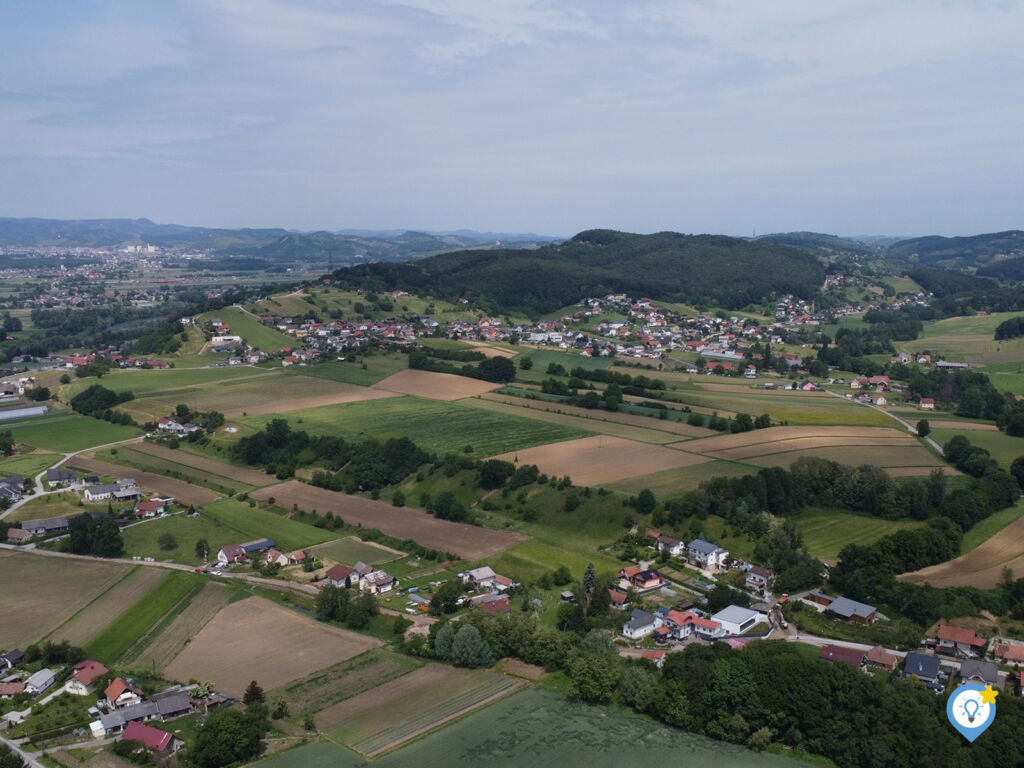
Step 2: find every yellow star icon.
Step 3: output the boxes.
[980,685,999,705]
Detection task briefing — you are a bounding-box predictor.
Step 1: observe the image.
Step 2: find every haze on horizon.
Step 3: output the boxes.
[1,1,1022,239]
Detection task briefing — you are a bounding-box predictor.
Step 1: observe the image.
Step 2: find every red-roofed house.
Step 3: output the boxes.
[919,398,935,410]
[819,644,865,667]
[264,548,289,567]
[123,721,182,754]
[0,682,25,698]
[217,544,246,564]
[325,564,356,588]
[133,500,166,518]
[993,644,1024,665]
[106,678,144,709]
[641,650,666,668]
[66,660,108,695]
[608,589,629,611]
[937,625,986,657]
[865,645,899,672]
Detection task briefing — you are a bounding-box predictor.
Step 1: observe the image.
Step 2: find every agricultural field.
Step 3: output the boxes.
[276,649,423,720]
[959,499,1024,554]
[251,480,527,559]
[4,492,110,524]
[7,416,141,452]
[84,571,201,663]
[239,396,592,457]
[901,514,1024,589]
[741,445,943,471]
[484,537,622,586]
[317,663,522,756]
[287,354,410,387]
[94,443,271,495]
[665,389,894,427]
[604,459,757,496]
[373,369,501,401]
[0,551,132,649]
[163,596,380,696]
[793,510,927,564]
[311,537,403,566]
[520,348,611,372]
[490,435,712,487]
[61,366,276,398]
[200,498,342,552]
[0,451,62,480]
[896,312,1024,367]
[126,441,276,486]
[198,306,295,351]
[121,513,249,565]
[930,428,1024,470]
[124,582,234,671]
[260,689,793,768]
[68,455,222,506]
[46,567,167,646]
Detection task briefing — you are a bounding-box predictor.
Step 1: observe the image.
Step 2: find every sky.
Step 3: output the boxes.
[1,0,1022,238]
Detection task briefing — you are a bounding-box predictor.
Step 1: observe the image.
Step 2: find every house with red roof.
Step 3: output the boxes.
[641,649,666,668]
[324,564,357,588]
[919,398,935,410]
[133,500,167,518]
[122,720,183,754]
[216,544,247,564]
[106,678,144,709]
[66,660,108,695]
[819,644,864,667]
[993,643,1024,665]
[937,625,986,657]
[608,589,629,611]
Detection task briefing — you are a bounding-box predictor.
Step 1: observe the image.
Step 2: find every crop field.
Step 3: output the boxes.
[251,481,527,559]
[668,389,894,427]
[931,428,1024,469]
[277,649,422,717]
[311,537,403,565]
[373,369,501,400]
[0,451,62,480]
[239,396,591,457]
[923,420,998,431]
[895,313,1024,366]
[604,459,757,496]
[318,664,522,756]
[96,446,253,495]
[164,596,380,695]
[698,432,919,461]
[63,366,276,398]
[287,355,410,386]
[463,341,516,358]
[199,306,295,351]
[46,567,167,647]
[0,551,132,649]
[84,571,200,663]
[222,383,398,418]
[901,514,1024,589]
[127,441,276,486]
[200,498,341,551]
[68,455,222,505]
[490,435,711,486]
[676,425,913,454]
[125,582,234,671]
[7,416,141,452]
[742,445,944,470]
[794,510,926,563]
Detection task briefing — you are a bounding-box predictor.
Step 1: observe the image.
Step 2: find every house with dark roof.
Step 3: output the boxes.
[240,537,275,554]
[21,516,69,536]
[687,538,728,570]
[0,649,24,670]
[818,644,864,667]
[122,721,183,754]
[959,660,1002,689]
[903,652,943,690]
[622,608,657,640]
[745,565,773,592]
[46,468,76,486]
[825,596,877,625]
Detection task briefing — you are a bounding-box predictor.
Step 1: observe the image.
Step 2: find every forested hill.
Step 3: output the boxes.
[886,230,1024,270]
[330,229,827,315]
[754,231,880,260]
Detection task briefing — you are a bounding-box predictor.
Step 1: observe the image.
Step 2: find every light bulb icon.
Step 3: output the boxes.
[964,699,979,723]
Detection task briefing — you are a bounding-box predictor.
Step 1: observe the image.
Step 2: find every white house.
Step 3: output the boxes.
[25,668,56,696]
[65,660,108,696]
[711,605,767,636]
[361,570,398,595]
[656,535,686,558]
[622,608,658,640]
[687,538,729,570]
[462,566,497,588]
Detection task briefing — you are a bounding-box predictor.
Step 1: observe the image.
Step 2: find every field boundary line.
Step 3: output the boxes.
[42,565,141,643]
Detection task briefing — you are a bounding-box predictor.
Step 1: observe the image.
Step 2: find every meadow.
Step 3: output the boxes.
[62,366,276,398]
[604,459,757,496]
[793,510,926,563]
[121,513,248,564]
[7,416,141,452]
[930,427,1024,469]
[199,306,295,351]
[239,396,592,456]
[200,498,342,552]
[287,355,409,386]
[312,537,402,565]
[0,451,62,480]
[959,497,1024,554]
[5,493,110,523]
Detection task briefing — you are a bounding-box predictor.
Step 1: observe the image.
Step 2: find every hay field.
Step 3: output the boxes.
[605,460,757,496]
[900,515,1024,589]
[252,481,527,559]
[317,664,521,756]
[0,551,131,649]
[676,425,912,454]
[126,582,233,671]
[373,369,500,400]
[490,435,712,486]
[164,597,380,695]
[47,567,166,647]
[127,442,276,487]
[312,537,403,565]
[743,445,944,470]
[67,455,222,505]
[794,511,926,563]
[223,385,398,418]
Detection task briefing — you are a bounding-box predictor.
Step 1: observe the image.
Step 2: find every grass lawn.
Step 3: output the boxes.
[84,571,200,663]
[239,396,592,457]
[199,306,295,351]
[312,537,402,565]
[122,514,245,564]
[605,459,757,497]
[7,416,141,452]
[202,498,341,552]
[63,366,276,398]
[0,451,61,479]
[286,354,408,386]
[793,509,926,563]
[97,446,257,495]
[960,498,1024,554]
[6,493,112,523]
[931,428,1024,469]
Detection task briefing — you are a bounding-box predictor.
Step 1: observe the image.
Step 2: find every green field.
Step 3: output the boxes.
[522,349,611,372]
[931,427,1024,469]
[895,311,1024,367]
[97,446,257,495]
[63,366,276,398]
[793,509,926,563]
[5,493,110,523]
[201,499,341,552]
[256,689,794,768]
[238,396,592,457]
[312,537,401,565]
[287,354,409,386]
[605,459,757,496]
[83,571,200,663]
[0,452,61,480]
[7,416,141,452]
[666,390,893,427]
[200,306,295,351]
[122,514,246,564]
[960,498,1024,554]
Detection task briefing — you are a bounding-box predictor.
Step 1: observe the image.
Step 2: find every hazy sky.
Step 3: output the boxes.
[1,1,1022,237]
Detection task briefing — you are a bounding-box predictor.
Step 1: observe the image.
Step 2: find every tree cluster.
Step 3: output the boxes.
[68,383,135,425]
[314,584,380,629]
[66,513,123,558]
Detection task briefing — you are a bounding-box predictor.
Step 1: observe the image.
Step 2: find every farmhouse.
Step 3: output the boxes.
[24,668,56,696]
[622,608,658,640]
[919,398,935,410]
[324,564,357,588]
[7,527,31,542]
[93,701,160,737]
[711,605,767,636]
[819,644,864,667]
[217,544,247,564]
[825,596,877,625]
[66,660,109,695]
[85,479,139,502]
[151,688,194,720]
[937,625,986,657]
[0,476,24,501]
[46,468,76,486]
[264,548,289,567]
[122,720,183,754]
[687,538,728,570]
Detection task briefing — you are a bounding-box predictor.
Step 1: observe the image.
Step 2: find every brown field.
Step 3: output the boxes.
[463,341,517,358]
[490,435,712,486]
[163,596,380,696]
[222,385,398,418]
[499,659,546,680]
[252,481,527,559]
[48,567,166,646]
[744,445,944,469]
[128,442,278,487]
[373,368,500,400]
[900,515,1024,589]
[926,420,999,431]
[0,550,131,649]
[67,456,222,505]
[703,433,919,461]
[126,582,233,670]
[677,425,914,453]
[479,392,716,439]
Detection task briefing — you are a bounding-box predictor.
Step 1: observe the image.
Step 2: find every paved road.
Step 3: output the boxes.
[823,389,945,455]
[0,734,46,768]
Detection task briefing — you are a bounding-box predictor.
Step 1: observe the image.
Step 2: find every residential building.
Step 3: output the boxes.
[819,644,864,667]
[217,544,246,564]
[263,548,289,567]
[85,479,139,502]
[959,660,1002,689]
[133,500,167,518]
[656,535,685,557]
[324,564,356,588]
[904,652,943,690]
[825,596,877,625]
[622,608,657,640]
[66,660,108,695]
[865,645,899,672]
[993,643,1024,665]
[106,678,144,709]
[46,468,76,486]
[361,570,397,594]
[122,721,183,754]
[711,605,767,636]
[937,625,986,657]
[462,566,497,588]
[20,516,69,536]
[25,668,56,696]
[641,650,666,668]
[745,565,773,592]
[686,538,728,570]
